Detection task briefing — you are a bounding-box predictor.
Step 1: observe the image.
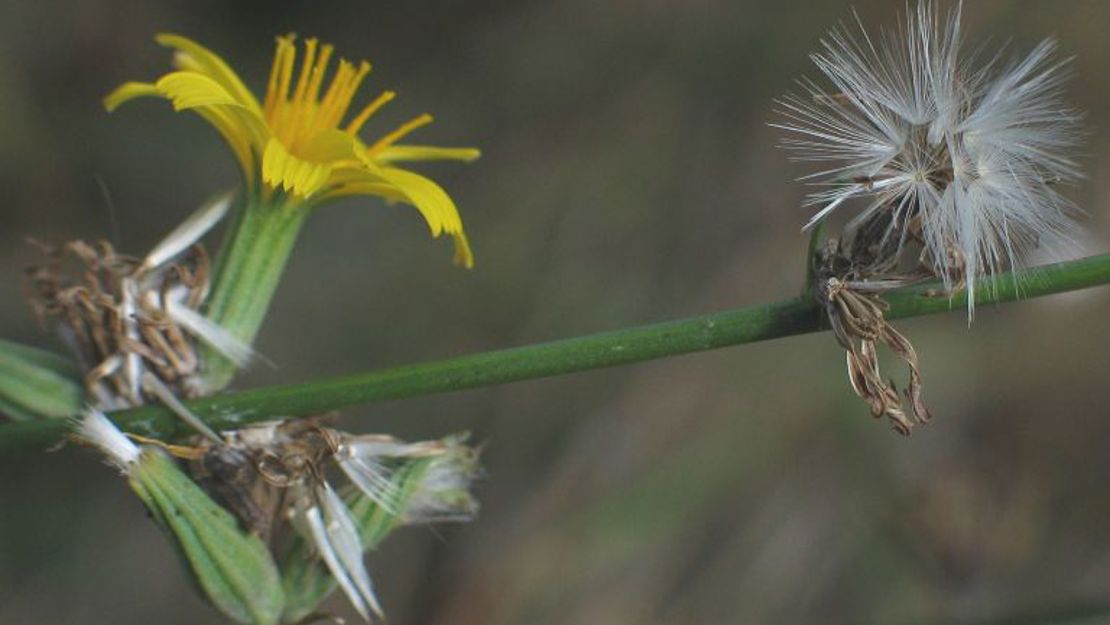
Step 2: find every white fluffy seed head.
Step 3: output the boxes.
[775,1,1084,316]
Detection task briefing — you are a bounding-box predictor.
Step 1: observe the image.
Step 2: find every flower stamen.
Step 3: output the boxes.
[368,113,434,155]
[345,89,394,136]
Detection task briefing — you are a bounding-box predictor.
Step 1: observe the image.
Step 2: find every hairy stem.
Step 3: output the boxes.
[3,253,1110,453]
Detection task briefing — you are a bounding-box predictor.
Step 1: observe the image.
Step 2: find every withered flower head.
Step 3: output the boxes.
[25,196,251,409]
[190,418,480,622]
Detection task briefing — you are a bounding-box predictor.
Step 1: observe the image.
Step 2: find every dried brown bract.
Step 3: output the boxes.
[190,418,343,539]
[25,238,211,408]
[812,229,934,435]
[818,277,931,435]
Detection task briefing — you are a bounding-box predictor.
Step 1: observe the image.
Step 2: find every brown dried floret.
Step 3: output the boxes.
[25,238,211,408]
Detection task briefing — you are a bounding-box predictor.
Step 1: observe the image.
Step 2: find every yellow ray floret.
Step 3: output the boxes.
[105,33,479,267]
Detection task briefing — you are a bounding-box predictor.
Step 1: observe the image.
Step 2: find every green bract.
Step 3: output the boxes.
[129,450,285,625]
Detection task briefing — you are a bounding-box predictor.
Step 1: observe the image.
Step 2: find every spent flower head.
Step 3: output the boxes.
[26,195,251,408]
[106,33,478,267]
[192,418,481,621]
[776,1,1084,314]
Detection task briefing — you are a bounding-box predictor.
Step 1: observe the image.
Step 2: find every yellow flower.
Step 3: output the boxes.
[105,34,477,267]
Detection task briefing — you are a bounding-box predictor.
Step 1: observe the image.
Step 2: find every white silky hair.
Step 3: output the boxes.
[139,192,232,274]
[160,289,255,369]
[137,192,255,368]
[291,482,383,622]
[336,437,444,514]
[774,1,1083,316]
[74,409,141,472]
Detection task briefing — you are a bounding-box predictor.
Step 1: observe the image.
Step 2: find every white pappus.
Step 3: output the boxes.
[774,1,1084,315]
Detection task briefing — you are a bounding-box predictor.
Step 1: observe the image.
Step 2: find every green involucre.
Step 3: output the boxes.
[130,450,285,625]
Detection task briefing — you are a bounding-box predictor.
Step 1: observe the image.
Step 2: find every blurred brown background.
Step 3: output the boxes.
[3,1,1110,624]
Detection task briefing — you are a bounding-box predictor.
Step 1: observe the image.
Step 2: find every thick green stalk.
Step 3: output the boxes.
[3,253,1110,452]
[201,195,308,391]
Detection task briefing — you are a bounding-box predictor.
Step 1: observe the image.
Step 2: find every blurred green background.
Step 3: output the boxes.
[3,1,1110,624]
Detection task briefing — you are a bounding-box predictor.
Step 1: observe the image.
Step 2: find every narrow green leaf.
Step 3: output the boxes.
[0,339,84,420]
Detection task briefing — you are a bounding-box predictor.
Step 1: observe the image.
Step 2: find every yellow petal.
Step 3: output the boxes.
[151,71,271,150]
[452,229,475,268]
[107,72,242,114]
[262,139,332,197]
[156,33,262,114]
[322,181,403,201]
[153,71,240,111]
[376,167,474,268]
[375,145,482,165]
[105,75,270,183]
[104,81,161,111]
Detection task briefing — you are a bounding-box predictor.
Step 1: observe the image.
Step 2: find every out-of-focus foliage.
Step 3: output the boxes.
[2,1,1110,624]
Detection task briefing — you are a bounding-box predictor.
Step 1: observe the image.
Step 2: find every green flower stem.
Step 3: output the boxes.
[201,195,308,391]
[3,253,1110,453]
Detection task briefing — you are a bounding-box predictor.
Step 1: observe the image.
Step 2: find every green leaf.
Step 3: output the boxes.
[0,339,84,420]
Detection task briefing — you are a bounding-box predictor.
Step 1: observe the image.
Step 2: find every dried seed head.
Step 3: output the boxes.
[777,1,1085,316]
[188,418,481,622]
[25,196,250,409]
[27,238,209,408]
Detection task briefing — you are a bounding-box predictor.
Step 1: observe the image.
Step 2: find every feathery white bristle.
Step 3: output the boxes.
[337,453,399,513]
[294,484,383,622]
[74,409,140,472]
[319,483,382,619]
[776,1,1083,316]
[404,445,480,524]
[337,437,447,513]
[140,192,232,273]
[163,295,255,368]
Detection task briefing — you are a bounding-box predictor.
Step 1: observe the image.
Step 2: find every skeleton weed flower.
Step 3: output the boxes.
[106,34,480,389]
[776,1,1084,315]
